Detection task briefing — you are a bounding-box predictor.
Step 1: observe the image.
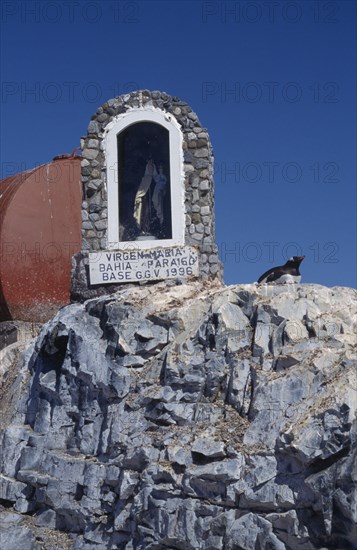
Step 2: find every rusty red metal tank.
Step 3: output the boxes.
[0,156,82,322]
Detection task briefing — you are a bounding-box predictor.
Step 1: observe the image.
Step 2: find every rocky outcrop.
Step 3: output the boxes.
[0,281,356,549]
[0,321,42,352]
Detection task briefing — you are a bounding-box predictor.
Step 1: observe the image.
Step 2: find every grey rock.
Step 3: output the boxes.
[194,148,209,158]
[226,358,251,413]
[0,518,35,550]
[81,221,93,230]
[97,113,108,123]
[87,120,99,134]
[87,178,102,191]
[227,512,286,549]
[194,158,209,169]
[191,232,203,241]
[191,438,226,459]
[87,139,99,149]
[0,282,356,549]
[82,148,98,160]
[93,218,106,231]
[199,180,210,191]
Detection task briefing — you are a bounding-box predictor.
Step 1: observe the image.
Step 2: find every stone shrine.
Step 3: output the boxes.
[71,90,222,300]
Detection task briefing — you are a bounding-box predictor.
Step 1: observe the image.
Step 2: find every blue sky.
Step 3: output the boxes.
[1,0,356,288]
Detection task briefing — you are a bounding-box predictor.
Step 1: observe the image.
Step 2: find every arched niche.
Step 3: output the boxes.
[104,108,185,249]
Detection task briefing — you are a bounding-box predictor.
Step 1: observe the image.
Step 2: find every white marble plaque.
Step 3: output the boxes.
[89,246,199,285]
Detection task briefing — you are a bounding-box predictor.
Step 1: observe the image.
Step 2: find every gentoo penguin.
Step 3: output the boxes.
[257,256,305,284]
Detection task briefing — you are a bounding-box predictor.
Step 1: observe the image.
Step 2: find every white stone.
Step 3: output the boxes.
[200,206,210,215]
[192,232,203,241]
[194,148,209,158]
[87,139,99,149]
[199,180,210,191]
[82,149,99,160]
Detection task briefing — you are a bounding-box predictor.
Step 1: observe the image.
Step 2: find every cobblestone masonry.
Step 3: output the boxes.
[71,90,223,301]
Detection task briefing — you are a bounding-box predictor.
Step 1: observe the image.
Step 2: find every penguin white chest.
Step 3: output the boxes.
[274,274,301,284]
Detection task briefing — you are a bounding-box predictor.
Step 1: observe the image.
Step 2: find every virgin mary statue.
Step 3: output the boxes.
[133,159,156,230]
